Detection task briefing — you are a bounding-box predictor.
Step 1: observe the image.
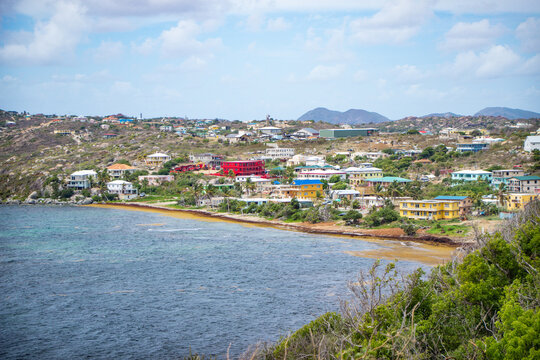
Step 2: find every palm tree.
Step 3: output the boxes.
[496,183,508,209]
[243,178,256,196]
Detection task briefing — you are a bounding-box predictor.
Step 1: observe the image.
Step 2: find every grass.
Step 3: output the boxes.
[426,223,470,237]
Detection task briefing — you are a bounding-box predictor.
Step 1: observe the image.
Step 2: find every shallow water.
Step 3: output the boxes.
[0,205,429,359]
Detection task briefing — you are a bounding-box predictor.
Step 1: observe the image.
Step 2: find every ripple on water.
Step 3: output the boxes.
[0,205,439,359]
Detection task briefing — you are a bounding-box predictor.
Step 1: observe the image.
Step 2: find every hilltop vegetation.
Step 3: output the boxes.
[244,202,540,359]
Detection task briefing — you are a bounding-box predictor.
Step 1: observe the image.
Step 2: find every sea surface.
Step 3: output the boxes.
[0,205,427,359]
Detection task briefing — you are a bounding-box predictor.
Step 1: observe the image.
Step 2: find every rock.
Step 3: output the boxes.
[44,198,53,204]
[26,199,36,205]
[7,200,21,205]
[81,198,93,205]
[28,191,38,199]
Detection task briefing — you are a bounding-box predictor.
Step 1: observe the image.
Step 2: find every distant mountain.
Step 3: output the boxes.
[421,112,462,118]
[297,107,390,125]
[474,107,540,119]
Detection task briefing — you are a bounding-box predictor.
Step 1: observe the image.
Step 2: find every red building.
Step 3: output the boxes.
[221,160,265,176]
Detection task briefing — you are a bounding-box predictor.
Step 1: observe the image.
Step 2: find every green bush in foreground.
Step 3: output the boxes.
[246,201,540,360]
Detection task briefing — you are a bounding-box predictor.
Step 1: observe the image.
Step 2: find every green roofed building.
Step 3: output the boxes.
[319,128,379,139]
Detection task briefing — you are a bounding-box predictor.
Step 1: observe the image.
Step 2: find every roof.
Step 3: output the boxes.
[107,180,132,185]
[292,179,323,185]
[510,175,540,181]
[525,135,540,141]
[107,163,136,170]
[366,177,412,183]
[147,152,170,158]
[344,167,383,173]
[71,170,97,176]
[453,170,492,174]
[331,190,360,195]
[434,196,468,200]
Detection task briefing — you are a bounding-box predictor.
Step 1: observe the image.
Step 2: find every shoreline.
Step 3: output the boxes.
[95,202,465,246]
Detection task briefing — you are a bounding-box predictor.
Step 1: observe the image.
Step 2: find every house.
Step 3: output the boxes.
[292,128,319,138]
[160,125,173,132]
[503,193,539,211]
[138,175,174,186]
[524,135,540,152]
[297,170,346,181]
[289,179,323,200]
[352,151,388,160]
[433,196,472,216]
[106,180,138,200]
[103,133,118,139]
[53,130,73,135]
[286,154,325,167]
[225,133,250,144]
[259,126,282,136]
[491,169,525,188]
[265,147,295,159]
[507,176,540,193]
[365,177,412,188]
[189,153,223,168]
[67,170,97,189]
[456,143,489,152]
[319,128,378,138]
[107,164,137,179]
[145,153,171,167]
[399,199,460,220]
[221,160,265,176]
[346,167,384,187]
[329,190,360,201]
[451,170,492,183]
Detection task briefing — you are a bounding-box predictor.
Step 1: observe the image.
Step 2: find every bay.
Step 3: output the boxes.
[0,205,429,359]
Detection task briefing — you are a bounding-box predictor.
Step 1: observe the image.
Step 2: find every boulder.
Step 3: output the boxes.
[25,199,36,205]
[81,198,93,205]
[28,191,39,199]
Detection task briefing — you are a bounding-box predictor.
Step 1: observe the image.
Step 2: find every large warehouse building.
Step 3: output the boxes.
[319,128,379,138]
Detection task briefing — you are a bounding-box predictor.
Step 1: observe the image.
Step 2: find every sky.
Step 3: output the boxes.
[0,0,539,121]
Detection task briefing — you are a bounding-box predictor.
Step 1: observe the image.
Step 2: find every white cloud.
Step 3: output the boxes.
[180,56,209,70]
[159,20,222,57]
[307,64,344,80]
[439,19,505,52]
[353,70,367,81]
[0,1,88,65]
[519,55,540,75]
[132,38,157,55]
[349,0,433,44]
[449,45,521,78]
[93,41,125,62]
[1,75,18,82]
[516,17,540,52]
[305,27,353,61]
[267,17,291,31]
[393,65,427,83]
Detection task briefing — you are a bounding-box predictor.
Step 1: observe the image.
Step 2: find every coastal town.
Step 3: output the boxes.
[1,110,539,241]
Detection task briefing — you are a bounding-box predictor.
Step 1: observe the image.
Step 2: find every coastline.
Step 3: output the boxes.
[90,202,465,266]
[94,202,464,245]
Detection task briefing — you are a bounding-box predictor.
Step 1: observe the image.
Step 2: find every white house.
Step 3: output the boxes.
[524,136,540,152]
[286,154,325,167]
[106,180,138,200]
[138,175,174,186]
[106,164,137,179]
[292,128,319,138]
[259,126,282,136]
[145,153,171,167]
[451,170,492,182]
[266,147,295,159]
[67,170,97,189]
[297,170,346,181]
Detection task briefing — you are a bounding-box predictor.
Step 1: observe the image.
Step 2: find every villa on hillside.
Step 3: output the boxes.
[399,199,460,220]
[107,164,137,179]
[365,176,412,188]
[138,175,174,186]
[433,195,472,216]
[145,153,171,167]
[491,169,526,188]
[67,170,97,189]
[524,135,540,152]
[451,170,492,183]
[507,175,540,193]
[106,180,138,200]
[503,193,539,211]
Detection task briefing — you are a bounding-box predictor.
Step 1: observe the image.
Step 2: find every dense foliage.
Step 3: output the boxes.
[246,201,540,360]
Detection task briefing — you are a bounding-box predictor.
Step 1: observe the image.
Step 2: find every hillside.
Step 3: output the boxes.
[474,107,540,119]
[298,107,390,125]
[421,112,461,118]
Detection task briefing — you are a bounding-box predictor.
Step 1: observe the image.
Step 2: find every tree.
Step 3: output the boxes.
[343,210,362,225]
[328,175,342,183]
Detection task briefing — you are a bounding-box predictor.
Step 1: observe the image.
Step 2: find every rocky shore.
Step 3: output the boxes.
[1,191,94,205]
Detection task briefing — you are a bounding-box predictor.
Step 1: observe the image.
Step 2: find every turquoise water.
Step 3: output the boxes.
[0,206,426,358]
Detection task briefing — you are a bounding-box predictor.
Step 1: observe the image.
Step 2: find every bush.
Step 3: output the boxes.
[400,222,418,236]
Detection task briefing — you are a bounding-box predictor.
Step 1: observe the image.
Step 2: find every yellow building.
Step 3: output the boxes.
[280,180,323,200]
[349,167,384,188]
[504,193,539,211]
[399,200,460,220]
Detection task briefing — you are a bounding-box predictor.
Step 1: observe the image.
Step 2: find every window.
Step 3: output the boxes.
[445,212,449,216]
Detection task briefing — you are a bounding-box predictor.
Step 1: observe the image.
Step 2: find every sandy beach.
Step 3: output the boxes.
[90,202,466,265]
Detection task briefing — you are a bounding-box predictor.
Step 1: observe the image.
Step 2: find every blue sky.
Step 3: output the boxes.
[0,0,539,120]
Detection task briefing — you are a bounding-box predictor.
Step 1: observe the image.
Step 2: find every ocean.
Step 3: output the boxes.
[0,205,427,358]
